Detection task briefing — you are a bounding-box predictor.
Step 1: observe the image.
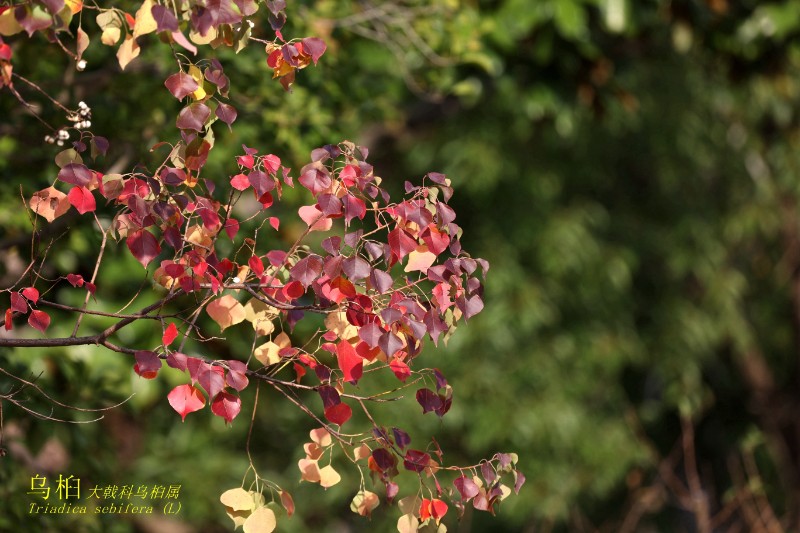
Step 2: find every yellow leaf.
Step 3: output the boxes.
[397,513,420,533]
[243,299,279,337]
[186,224,213,250]
[206,294,246,331]
[350,490,380,517]
[65,0,83,14]
[189,27,217,45]
[303,442,323,460]
[243,507,276,533]
[319,465,341,488]
[404,245,437,273]
[398,496,421,516]
[353,443,371,461]
[116,35,140,70]
[298,458,321,483]
[220,488,256,512]
[133,0,157,39]
[254,341,281,366]
[0,8,24,36]
[324,311,359,341]
[309,427,332,447]
[188,64,207,100]
[224,507,250,529]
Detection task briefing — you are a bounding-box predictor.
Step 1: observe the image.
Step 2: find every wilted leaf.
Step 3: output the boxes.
[30,187,70,222]
[279,490,295,517]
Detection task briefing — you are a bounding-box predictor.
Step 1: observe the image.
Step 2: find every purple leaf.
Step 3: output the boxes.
[318,384,340,409]
[301,37,327,64]
[391,427,411,449]
[215,102,237,129]
[343,256,370,282]
[481,462,497,484]
[298,165,331,196]
[358,323,382,348]
[248,170,274,197]
[369,269,393,294]
[317,193,343,216]
[151,4,179,32]
[57,163,92,186]
[379,331,403,357]
[454,476,480,500]
[176,103,211,132]
[290,254,323,287]
[403,450,430,473]
[372,448,395,470]
[416,388,443,414]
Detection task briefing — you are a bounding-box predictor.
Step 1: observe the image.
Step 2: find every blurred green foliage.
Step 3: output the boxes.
[4,0,800,531]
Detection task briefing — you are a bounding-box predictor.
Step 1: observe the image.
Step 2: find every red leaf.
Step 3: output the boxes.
[66,273,84,287]
[5,308,13,331]
[336,341,363,385]
[127,229,161,267]
[248,255,264,277]
[28,310,50,333]
[403,450,431,472]
[324,402,352,425]
[230,173,250,191]
[133,350,162,379]
[280,490,295,517]
[342,194,366,225]
[211,391,241,423]
[167,384,206,421]
[163,322,179,346]
[21,287,39,304]
[224,218,239,240]
[388,228,418,262]
[67,186,96,214]
[10,292,27,313]
[389,358,411,382]
[237,154,255,169]
[269,217,280,231]
[225,360,249,391]
[196,363,226,399]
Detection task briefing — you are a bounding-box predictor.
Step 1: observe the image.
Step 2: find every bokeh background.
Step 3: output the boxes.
[3,0,800,531]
